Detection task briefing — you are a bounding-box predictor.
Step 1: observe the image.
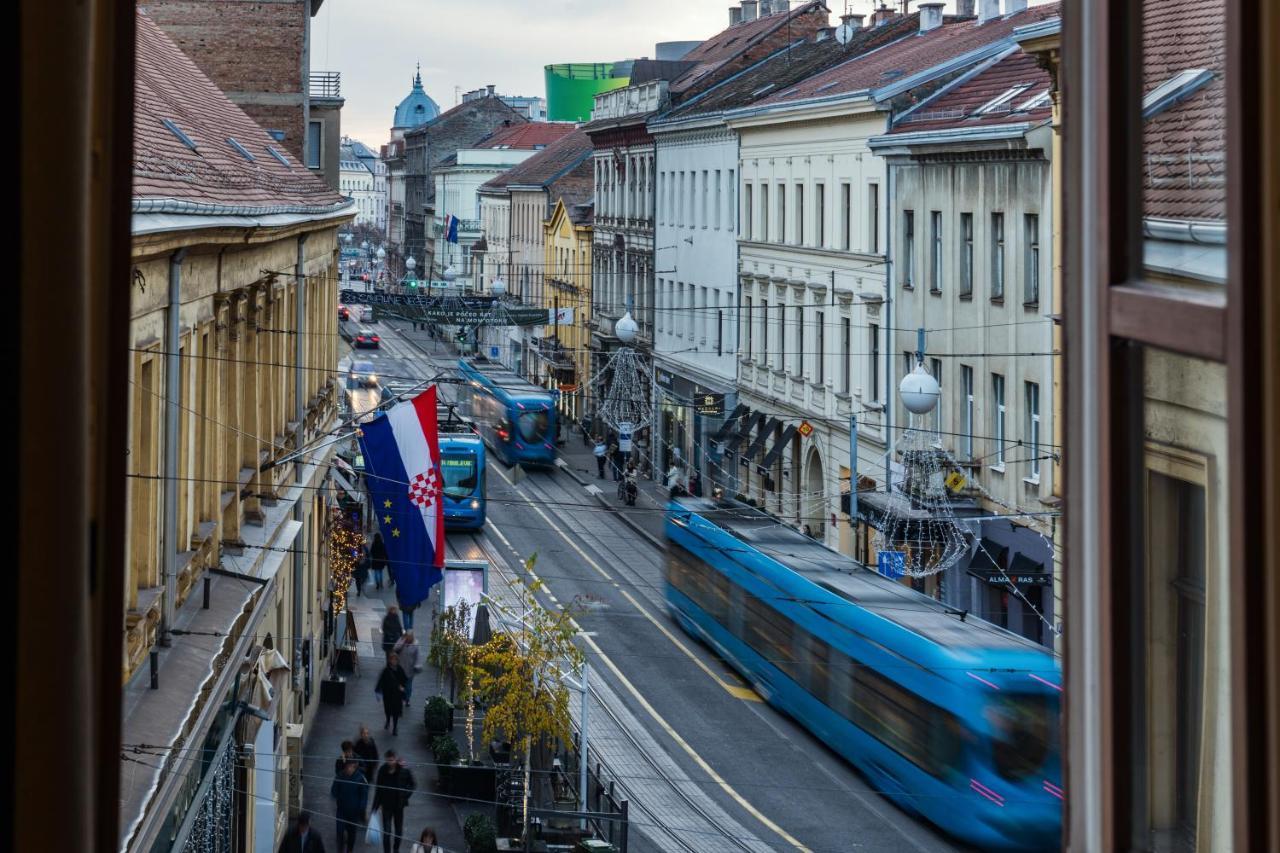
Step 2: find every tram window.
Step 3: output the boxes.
[667,546,730,623]
[808,634,831,707]
[850,665,962,778]
[742,590,798,680]
[987,693,1054,782]
[517,410,550,442]
[440,455,477,497]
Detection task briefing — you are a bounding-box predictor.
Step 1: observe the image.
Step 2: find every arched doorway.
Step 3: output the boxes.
[804,447,827,541]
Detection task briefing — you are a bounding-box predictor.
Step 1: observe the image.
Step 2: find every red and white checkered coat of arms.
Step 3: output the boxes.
[407,467,442,509]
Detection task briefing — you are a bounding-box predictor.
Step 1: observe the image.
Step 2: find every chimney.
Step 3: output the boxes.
[487,84,496,96]
[872,4,897,27]
[918,2,944,32]
[956,0,975,15]
[842,12,866,28]
[774,0,792,13]
[759,0,772,14]
[977,0,1000,24]
[741,0,758,22]
[729,4,743,25]
[1006,0,1027,13]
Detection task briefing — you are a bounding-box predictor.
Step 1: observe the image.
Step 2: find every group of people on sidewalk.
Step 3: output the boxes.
[587,426,703,502]
[352,533,422,630]
[375,607,420,736]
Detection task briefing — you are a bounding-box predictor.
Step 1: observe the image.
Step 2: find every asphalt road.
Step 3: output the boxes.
[337,314,970,853]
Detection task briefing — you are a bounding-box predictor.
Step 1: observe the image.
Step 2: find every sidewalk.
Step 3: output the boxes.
[554,429,673,548]
[301,583,471,853]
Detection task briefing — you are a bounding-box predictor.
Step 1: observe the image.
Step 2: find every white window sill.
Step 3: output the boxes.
[1023,475,1041,487]
[990,464,1006,474]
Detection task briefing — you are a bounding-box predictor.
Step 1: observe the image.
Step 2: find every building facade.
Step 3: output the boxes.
[542,198,594,422]
[122,15,353,852]
[870,46,1057,645]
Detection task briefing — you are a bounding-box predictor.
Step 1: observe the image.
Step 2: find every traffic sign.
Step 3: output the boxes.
[797,420,814,438]
[618,422,633,453]
[877,551,906,579]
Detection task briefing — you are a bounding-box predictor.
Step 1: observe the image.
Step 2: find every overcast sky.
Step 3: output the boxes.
[312,1,1046,148]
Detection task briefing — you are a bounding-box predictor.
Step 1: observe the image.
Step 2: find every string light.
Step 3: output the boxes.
[327,508,364,614]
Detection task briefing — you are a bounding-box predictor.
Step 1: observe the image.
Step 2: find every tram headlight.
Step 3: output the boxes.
[470,499,481,509]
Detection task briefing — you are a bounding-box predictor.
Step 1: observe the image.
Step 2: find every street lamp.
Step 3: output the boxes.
[614,311,638,344]
[490,276,506,297]
[405,256,417,288]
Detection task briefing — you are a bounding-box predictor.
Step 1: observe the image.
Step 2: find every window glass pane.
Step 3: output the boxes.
[1139,346,1228,851]
[1141,1,1227,289]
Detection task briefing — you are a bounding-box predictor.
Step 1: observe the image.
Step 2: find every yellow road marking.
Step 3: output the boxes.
[485,517,810,853]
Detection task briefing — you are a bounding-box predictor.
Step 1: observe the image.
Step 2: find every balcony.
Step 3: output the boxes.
[310,71,342,100]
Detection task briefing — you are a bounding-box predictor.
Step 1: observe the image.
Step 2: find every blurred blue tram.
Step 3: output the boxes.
[436,406,486,529]
[456,356,557,467]
[664,496,1062,851]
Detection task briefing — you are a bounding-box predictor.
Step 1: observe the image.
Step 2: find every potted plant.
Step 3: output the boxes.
[463,812,498,853]
[431,734,460,792]
[424,695,453,740]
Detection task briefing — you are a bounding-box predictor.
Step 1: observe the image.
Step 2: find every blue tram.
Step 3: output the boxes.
[664,497,1062,851]
[455,356,558,467]
[437,408,486,529]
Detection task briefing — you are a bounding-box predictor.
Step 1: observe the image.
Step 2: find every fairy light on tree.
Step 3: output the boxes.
[327,508,364,614]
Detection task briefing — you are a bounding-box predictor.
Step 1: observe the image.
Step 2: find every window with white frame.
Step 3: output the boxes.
[870,324,880,401]
[841,317,851,394]
[961,365,974,459]
[815,183,825,247]
[1025,213,1041,305]
[744,183,753,239]
[727,170,735,231]
[868,183,880,253]
[816,311,825,384]
[759,299,768,363]
[796,183,805,245]
[992,373,1006,468]
[960,212,974,296]
[795,304,804,376]
[778,183,786,243]
[991,212,1006,300]
[841,182,852,251]
[744,294,753,358]
[760,183,769,240]
[1026,380,1041,480]
[701,170,709,227]
[904,210,915,287]
[930,210,943,292]
[714,170,722,229]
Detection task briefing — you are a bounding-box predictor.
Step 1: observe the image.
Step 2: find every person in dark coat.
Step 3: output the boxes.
[372,751,417,853]
[329,761,368,853]
[334,740,356,777]
[353,726,379,784]
[352,543,370,598]
[688,469,703,498]
[381,606,404,657]
[370,532,389,590]
[279,811,325,853]
[376,652,409,734]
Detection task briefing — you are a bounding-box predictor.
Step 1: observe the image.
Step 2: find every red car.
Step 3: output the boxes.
[353,328,380,349]
[338,305,350,321]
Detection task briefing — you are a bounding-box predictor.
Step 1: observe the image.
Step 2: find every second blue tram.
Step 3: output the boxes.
[456,356,558,467]
[436,407,486,529]
[664,497,1062,851]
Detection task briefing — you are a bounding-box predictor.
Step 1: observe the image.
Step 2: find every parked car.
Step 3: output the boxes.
[353,328,381,349]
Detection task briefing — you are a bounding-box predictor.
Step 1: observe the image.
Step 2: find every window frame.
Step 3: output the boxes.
[930,210,943,293]
[960,212,974,297]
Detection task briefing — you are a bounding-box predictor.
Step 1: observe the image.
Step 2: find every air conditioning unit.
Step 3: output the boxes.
[285,724,304,818]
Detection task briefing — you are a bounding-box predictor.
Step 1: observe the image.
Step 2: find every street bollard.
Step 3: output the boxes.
[202,575,210,609]
[150,649,159,690]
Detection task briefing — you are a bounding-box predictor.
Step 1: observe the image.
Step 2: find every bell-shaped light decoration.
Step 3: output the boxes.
[614,311,638,344]
[899,362,940,415]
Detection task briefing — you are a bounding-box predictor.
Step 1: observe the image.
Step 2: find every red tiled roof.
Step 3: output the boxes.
[1142,0,1226,222]
[478,122,577,150]
[670,1,830,96]
[756,3,1059,107]
[132,11,347,212]
[889,49,1052,134]
[479,129,594,193]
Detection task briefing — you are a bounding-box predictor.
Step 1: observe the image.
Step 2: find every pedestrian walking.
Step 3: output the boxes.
[334,740,357,777]
[580,415,593,447]
[353,726,379,784]
[398,598,418,631]
[410,828,443,853]
[353,543,370,598]
[381,606,403,658]
[375,652,409,734]
[666,461,686,498]
[370,532,389,590]
[330,761,369,853]
[373,751,417,853]
[608,436,623,482]
[279,811,325,853]
[393,631,420,706]
[593,438,607,479]
[688,469,703,497]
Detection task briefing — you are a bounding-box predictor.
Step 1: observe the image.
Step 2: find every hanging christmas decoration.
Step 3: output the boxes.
[327,508,364,614]
[593,312,652,431]
[873,363,969,578]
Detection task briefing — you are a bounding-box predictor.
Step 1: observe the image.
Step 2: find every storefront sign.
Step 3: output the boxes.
[618,422,633,452]
[693,388,725,416]
[797,420,814,438]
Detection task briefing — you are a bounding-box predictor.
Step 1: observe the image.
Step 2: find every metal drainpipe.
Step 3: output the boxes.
[160,248,188,646]
[883,163,895,496]
[292,234,308,698]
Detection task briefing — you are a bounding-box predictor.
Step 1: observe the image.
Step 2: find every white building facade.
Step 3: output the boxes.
[648,117,740,487]
[726,99,893,551]
[432,147,539,288]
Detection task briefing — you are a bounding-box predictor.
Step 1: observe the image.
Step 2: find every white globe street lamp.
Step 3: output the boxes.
[490,277,506,297]
[375,246,386,261]
[443,265,458,282]
[899,362,941,415]
[405,256,417,272]
[614,311,638,344]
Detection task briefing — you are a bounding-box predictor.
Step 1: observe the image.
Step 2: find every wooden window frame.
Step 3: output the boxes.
[1063,0,1278,849]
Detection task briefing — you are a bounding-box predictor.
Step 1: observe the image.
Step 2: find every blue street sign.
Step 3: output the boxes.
[489,346,500,359]
[877,551,906,579]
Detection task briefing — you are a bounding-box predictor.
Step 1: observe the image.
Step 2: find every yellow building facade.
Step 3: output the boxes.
[541,197,593,422]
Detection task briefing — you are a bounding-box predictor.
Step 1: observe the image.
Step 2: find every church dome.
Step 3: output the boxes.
[392,66,441,131]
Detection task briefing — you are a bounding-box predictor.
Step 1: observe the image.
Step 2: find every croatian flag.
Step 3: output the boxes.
[357,385,446,608]
[445,214,459,244]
